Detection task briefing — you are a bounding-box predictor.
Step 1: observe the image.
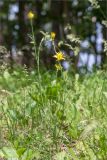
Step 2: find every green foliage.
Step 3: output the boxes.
[104,40,107,54]
[88,0,100,9]
[0,68,107,159]
[0,147,39,160]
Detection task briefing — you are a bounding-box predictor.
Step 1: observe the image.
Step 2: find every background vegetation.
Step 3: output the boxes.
[0,0,107,69]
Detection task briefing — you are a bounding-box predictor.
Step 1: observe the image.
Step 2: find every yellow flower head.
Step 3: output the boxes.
[51,32,56,40]
[53,52,65,61]
[27,11,34,19]
[55,63,62,71]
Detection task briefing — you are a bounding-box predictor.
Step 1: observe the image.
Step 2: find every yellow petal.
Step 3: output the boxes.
[27,11,34,19]
[51,32,56,40]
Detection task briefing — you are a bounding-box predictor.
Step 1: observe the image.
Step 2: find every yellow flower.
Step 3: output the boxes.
[55,63,62,71]
[27,11,34,19]
[51,32,56,40]
[53,52,65,61]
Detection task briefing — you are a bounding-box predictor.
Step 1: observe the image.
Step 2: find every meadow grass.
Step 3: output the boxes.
[0,67,107,160]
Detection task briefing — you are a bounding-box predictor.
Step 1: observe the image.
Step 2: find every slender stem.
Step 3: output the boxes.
[30,20,37,67]
[52,41,57,53]
[99,7,107,20]
[1,101,13,139]
[37,37,44,76]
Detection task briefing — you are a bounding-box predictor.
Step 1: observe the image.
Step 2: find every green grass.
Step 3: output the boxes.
[0,67,107,160]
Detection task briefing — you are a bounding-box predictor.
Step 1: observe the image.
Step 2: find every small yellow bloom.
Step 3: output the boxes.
[55,63,62,71]
[53,52,65,61]
[51,32,56,40]
[27,11,34,19]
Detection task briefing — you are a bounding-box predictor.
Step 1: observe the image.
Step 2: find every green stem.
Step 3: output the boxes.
[1,102,13,140]
[99,7,107,20]
[30,20,38,70]
[37,37,44,76]
[52,41,57,53]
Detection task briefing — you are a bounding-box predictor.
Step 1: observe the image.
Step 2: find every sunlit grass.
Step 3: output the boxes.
[0,68,107,159]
